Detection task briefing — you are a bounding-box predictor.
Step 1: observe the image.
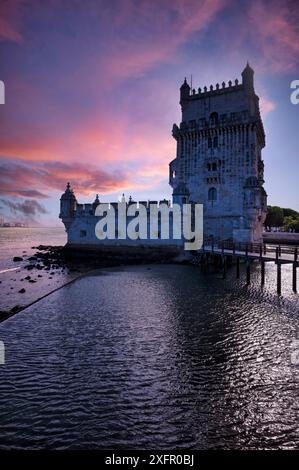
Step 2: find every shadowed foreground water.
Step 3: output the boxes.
[0,264,298,450]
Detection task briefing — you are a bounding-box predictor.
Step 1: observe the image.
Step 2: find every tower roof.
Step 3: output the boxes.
[242,61,254,76]
[180,77,190,90]
[61,182,76,200]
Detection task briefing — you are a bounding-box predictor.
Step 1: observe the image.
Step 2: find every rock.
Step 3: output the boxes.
[11,305,21,313]
[13,256,23,262]
[19,288,26,293]
[29,279,37,283]
[25,264,35,270]
[28,256,37,261]
[25,276,31,280]
[38,274,42,278]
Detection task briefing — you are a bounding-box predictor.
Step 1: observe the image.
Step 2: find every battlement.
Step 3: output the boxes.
[187,79,243,101]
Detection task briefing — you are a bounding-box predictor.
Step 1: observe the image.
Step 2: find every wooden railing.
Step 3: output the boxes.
[201,239,298,261]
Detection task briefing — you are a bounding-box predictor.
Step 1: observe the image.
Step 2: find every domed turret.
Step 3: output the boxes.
[180,77,190,103]
[92,194,100,212]
[172,181,190,206]
[59,182,77,226]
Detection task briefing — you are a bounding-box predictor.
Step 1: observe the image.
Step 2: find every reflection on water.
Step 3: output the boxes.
[0,264,298,449]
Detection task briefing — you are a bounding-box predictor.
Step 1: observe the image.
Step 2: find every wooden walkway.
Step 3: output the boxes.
[197,242,298,295]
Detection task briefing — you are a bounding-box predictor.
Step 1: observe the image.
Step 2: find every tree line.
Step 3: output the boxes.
[265,206,299,232]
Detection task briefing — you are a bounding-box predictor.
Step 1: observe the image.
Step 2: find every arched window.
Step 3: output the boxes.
[210,112,218,125]
[208,187,217,202]
[213,136,218,148]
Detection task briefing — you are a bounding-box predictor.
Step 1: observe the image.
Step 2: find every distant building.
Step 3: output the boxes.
[60,63,267,247]
[170,63,267,243]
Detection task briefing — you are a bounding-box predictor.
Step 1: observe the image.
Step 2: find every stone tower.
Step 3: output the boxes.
[59,182,77,230]
[169,63,267,243]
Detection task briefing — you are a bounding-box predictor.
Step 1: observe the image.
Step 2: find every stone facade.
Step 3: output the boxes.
[60,63,267,247]
[59,189,187,249]
[169,63,267,243]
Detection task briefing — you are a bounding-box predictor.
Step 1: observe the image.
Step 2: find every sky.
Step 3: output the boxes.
[0,0,298,226]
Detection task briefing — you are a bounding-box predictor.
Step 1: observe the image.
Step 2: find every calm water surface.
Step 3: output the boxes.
[0,264,298,449]
[0,227,66,271]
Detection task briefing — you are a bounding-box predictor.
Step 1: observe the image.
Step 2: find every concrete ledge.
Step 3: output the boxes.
[63,243,186,263]
[263,232,299,245]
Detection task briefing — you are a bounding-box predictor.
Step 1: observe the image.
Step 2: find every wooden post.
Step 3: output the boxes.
[222,256,226,279]
[277,263,281,295]
[276,247,279,262]
[261,260,265,286]
[203,254,207,273]
[236,257,240,279]
[246,261,250,285]
[294,247,298,263]
[259,244,263,259]
[264,243,266,255]
[245,244,248,257]
[233,243,235,255]
[293,264,297,293]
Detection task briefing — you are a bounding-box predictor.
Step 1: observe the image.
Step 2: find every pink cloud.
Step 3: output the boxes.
[103,0,227,80]
[248,0,299,73]
[259,96,276,117]
[0,0,23,44]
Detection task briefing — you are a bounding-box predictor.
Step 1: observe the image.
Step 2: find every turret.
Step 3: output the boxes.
[59,182,76,229]
[242,62,254,93]
[92,194,100,212]
[180,78,190,104]
[172,182,190,206]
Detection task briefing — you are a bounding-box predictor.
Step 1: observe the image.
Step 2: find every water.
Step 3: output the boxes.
[0,227,66,272]
[0,227,72,313]
[0,262,298,450]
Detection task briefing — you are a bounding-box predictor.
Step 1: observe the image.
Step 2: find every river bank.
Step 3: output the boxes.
[0,243,189,321]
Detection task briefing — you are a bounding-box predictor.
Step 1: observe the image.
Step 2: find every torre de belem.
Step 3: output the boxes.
[60,63,267,248]
[170,63,267,243]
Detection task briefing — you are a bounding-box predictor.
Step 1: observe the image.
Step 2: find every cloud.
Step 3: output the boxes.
[0,0,23,44]
[0,158,130,199]
[1,198,47,216]
[259,96,276,117]
[102,0,227,80]
[248,0,299,73]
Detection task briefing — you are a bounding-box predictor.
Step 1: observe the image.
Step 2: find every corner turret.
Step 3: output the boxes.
[92,194,100,212]
[59,182,77,230]
[180,78,190,104]
[172,181,190,206]
[242,62,254,93]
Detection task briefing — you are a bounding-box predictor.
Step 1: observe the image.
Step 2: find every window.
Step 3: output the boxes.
[210,112,218,125]
[213,136,218,148]
[212,162,217,171]
[208,187,217,202]
[80,229,87,237]
[208,137,212,148]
